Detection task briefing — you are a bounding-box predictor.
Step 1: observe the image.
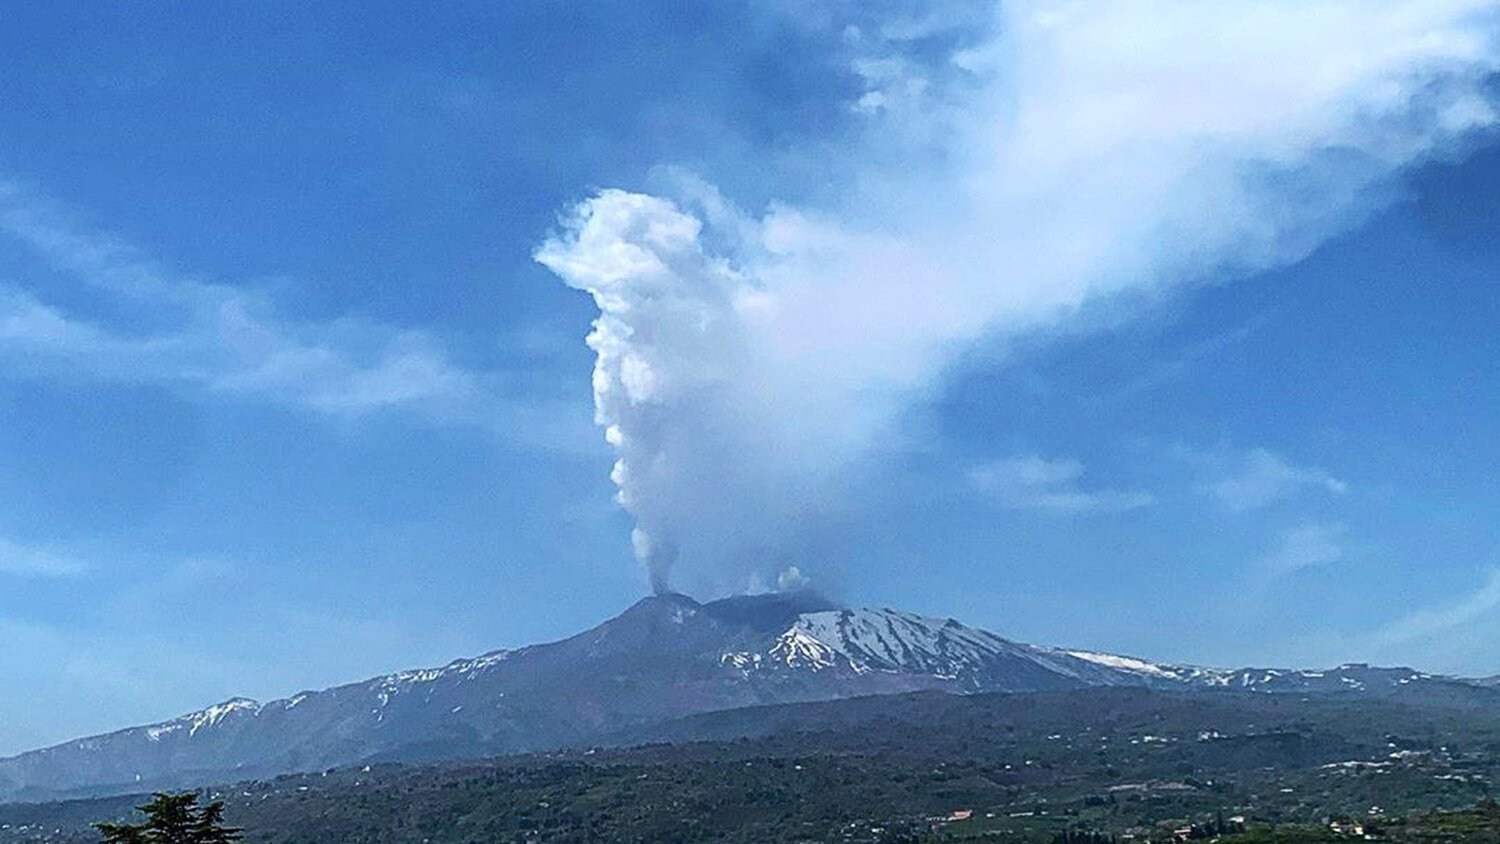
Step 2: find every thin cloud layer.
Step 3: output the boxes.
[1260,522,1348,575]
[968,456,1153,515]
[0,536,85,579]
[0,184,497,424]
[1377,568,1500,646]
[1210,448,1348,513]
[539,1,1500,591]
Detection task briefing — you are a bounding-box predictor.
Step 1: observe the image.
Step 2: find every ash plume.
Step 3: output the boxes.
[538,1,1500,593]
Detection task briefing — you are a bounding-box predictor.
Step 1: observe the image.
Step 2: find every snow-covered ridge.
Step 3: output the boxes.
[787,608,1022,675]
[376,648,517,693]
[741,608,1091,683]
[730,607,1437,696]
[1064,650,1186,679]
[1057,649,1233,685]
[113,648,526,747]
[769,626,841,671]
[133,698,262,746]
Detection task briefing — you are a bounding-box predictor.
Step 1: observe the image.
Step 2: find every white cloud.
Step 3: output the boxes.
[1210,448,1348,512]
[1260,522,1348,575]
[540,1,1500,589]
[1374,567,1500,647]
[0,536,85,578]
[0,183,583,440]
[968,455,1154,515]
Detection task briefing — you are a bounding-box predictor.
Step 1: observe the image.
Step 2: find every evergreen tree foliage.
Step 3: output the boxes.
[95,792,242,844]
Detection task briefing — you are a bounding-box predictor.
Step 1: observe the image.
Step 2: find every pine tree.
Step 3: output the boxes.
[95,823,150,844]
[94,791,243,844]
[189,800,243,844]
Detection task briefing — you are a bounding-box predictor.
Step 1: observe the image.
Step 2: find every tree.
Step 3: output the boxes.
[95,824,149,844]
[96,791,243,844]
[190,800,244,844]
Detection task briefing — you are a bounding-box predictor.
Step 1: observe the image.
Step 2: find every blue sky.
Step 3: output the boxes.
[1,2,1499,754]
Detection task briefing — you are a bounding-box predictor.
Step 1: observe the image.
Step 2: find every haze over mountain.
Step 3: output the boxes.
[3,591,1493,804]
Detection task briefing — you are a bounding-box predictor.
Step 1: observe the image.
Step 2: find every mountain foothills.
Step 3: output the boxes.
[2,592,1496,804]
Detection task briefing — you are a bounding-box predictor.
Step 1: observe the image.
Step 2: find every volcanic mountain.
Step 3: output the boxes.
[0,591,1483,802]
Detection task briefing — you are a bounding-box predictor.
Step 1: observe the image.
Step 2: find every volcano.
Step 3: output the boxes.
[0,591,1478,802]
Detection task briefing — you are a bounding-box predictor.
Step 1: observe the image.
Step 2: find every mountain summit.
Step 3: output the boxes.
[0,592,1474,802]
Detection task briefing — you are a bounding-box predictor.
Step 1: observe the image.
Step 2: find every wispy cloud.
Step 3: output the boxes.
[968,455,1154,515]
[1374,567,1500,648]
[0,536,86,578]
[0,182,589,444]
[1109,317,1266,402]
[1259,522,1347,575]
[1208,448,1347,513]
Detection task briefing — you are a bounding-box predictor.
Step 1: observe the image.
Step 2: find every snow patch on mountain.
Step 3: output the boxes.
[737,608,1377,693]
[1057,649,1237,685]
[746,608,1113,684]
[785,609,1020,677]
[137,698,262,745]
[768,627,840,671]
[1064,650,1184,679]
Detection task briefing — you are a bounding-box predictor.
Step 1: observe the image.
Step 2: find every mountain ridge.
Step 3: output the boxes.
[0,591,1489,803]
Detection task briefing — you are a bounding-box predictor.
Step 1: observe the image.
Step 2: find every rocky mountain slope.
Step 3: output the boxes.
[0,591,1489,802]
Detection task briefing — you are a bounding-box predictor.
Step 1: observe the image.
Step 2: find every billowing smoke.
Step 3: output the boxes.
[538,1,1500,594]
[535,192,762,593]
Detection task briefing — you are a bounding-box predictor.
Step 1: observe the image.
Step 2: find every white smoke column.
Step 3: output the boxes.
[535,191,768,593]
[539,1,1500,592]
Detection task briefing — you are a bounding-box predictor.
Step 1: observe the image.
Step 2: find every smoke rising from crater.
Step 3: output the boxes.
[538,1,1500,593]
